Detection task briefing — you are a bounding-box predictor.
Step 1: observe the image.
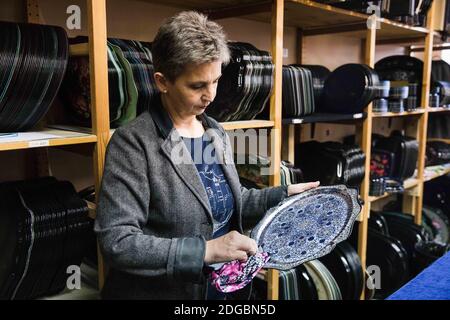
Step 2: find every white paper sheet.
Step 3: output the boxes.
[0,132,62,143]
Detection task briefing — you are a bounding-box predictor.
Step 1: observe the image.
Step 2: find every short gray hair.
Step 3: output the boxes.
[151,11,230,81]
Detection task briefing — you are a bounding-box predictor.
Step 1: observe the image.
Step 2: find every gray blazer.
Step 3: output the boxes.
[94,96,288,299]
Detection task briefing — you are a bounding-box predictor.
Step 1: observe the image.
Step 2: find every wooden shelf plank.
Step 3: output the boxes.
[220,120,274,130]
[49,124,117,137]
[137,0,248,11]
[0,128,97,152]
[372,109,425,118]
[427,107,450,113]
[424,164,450,182]
[284,0,368,32]
[428,138,450,144]
[47,117,272,134]
[404,178,419,189]
[377,17,429,40]
[280,1,428,40]
[283,112,365,125]
[369,178,419,202]
[368,192,390,203]
[133,0,429,40]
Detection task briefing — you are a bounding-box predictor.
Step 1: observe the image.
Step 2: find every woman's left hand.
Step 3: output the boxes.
[287,181,320,197]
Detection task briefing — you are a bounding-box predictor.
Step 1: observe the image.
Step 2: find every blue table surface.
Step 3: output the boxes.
[387,251,450,300]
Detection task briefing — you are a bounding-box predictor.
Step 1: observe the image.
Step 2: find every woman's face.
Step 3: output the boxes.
[158,60,222,118]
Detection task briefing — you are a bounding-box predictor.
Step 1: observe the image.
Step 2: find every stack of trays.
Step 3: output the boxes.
[430,92,440,108]
[0,177,91,300]
[318,241,364,300]
[303,260,342,300]
[431,81,450,108]
[374,211,429,276]
[405,83,419,111]
[235,155,304,188]
[295,141,366,187]
[299,64,331,112]
[375,56,424,111]
[61,37,158,128]
[369,177,386,197]
[280,160,305,186]
[374,131,419,181]
[251,260,342,300]
[372,80,390,113]
[319,64,380,114]
[388,82,409,113]
[107,39,158,120]
[421,206,449,246]
[424,176,450,222]
[369,131,419,195]
[282,65,315,118]
[350,220,410,299]
[207,42,274,122]
[384,179,405,193]
[234,153,271,188]
[381,81,419,113]
[425,141,450,166]
[0,22,68,132]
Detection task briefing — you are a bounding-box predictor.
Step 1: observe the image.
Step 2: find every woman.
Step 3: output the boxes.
[94,11,319,300]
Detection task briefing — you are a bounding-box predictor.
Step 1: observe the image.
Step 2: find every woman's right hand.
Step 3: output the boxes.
[204,230,258,265]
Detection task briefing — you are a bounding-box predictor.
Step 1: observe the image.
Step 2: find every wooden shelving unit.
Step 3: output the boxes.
[279,0,441,300]
[3,0,448,300]
[0,0,111,298]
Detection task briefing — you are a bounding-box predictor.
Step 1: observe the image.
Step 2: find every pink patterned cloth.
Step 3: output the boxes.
[210,252,270,293]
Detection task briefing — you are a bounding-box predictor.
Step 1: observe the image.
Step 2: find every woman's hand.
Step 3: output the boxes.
[287,181,320,197]
[204,230,258,265]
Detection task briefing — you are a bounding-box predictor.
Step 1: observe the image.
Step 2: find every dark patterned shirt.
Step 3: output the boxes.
[182,133,235,238]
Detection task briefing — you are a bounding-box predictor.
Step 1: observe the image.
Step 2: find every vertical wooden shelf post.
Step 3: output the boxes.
[413,3,435,225]
[26,0,40,24]
[356,20,376,300]
[267,0,284,300]
[25,0,52,179]
[87,0,110,290]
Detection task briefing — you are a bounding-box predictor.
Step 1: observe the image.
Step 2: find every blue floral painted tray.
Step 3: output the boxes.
[250,185,362,270]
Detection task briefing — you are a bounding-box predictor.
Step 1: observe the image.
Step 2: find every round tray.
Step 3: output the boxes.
[250,185,362,270]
